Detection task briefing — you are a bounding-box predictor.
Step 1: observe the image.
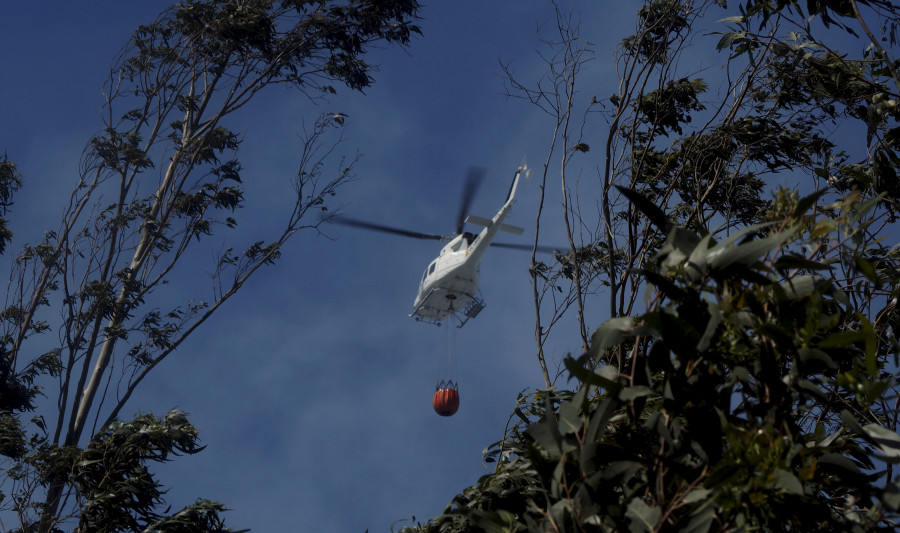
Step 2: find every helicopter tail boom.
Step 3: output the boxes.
[463,165,526,263]
[505,164,526,204]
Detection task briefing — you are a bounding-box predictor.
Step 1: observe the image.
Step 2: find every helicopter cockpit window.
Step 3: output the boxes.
[422,261,437,282]
[423,261,436,281]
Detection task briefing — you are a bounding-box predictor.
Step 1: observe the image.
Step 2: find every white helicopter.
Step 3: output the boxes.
[334,163,548,327]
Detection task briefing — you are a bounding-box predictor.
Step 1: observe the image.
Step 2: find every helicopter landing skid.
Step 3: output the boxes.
[414,316,444,327]
[411,289,485,329]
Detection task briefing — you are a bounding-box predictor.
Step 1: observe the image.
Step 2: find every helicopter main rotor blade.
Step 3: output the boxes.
[456,166,486,235]
[491,242,560,254]
[331,216,446,241]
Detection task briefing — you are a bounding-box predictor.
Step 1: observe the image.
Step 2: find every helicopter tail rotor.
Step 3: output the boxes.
[519,157,533,186]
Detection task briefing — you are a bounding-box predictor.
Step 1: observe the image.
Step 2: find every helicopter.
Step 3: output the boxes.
[333,163,544,327]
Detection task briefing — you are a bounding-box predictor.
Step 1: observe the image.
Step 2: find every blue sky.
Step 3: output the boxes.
[0,1,707,531]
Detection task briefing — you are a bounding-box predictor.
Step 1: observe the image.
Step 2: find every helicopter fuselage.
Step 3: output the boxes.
[412,234,480,322]
[410,167,524,324]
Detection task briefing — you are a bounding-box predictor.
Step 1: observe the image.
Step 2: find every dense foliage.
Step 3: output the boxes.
[406,189,900,531]
[0,1,419,531]
[405,0,900,531]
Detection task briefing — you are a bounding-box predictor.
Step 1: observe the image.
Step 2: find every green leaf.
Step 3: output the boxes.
[588,316,636,360]
[684,232,716,279]
[773,254,832,271]
[626,498,660,532]
[558,402,582,436]
[884,482,900,511]
[564,356,620,390]
[818,452,861,474]
[854,256,880,287]
[697,300,722,352]
[772,469,803,494]
[818,330,867,349]
[797,348,837,370]
[704,222,774,257]
[619,386,653,402]
[527,418,563,459]
[584,398,615,443]
[708,228,792,270]
[599,459,642,482]
[792,190,827,218]
[779,275,824,299]
[681,488,712,505]
[859,314,877,376]
[862,424,900,461]
[681,503,715,533]
[841,409,867,437]
[616,185,669,230]
[643,270,688,301]
[658,227,702,270]
[469,509,522,533]
[715,31,744,50]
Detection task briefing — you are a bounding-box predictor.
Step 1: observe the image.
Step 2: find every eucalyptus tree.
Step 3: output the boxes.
[404,0,900,530]
[0,1,420,531]
[513,0,900,376]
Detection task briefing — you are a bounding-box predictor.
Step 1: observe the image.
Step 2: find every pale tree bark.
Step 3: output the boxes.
[0,2,421,531]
